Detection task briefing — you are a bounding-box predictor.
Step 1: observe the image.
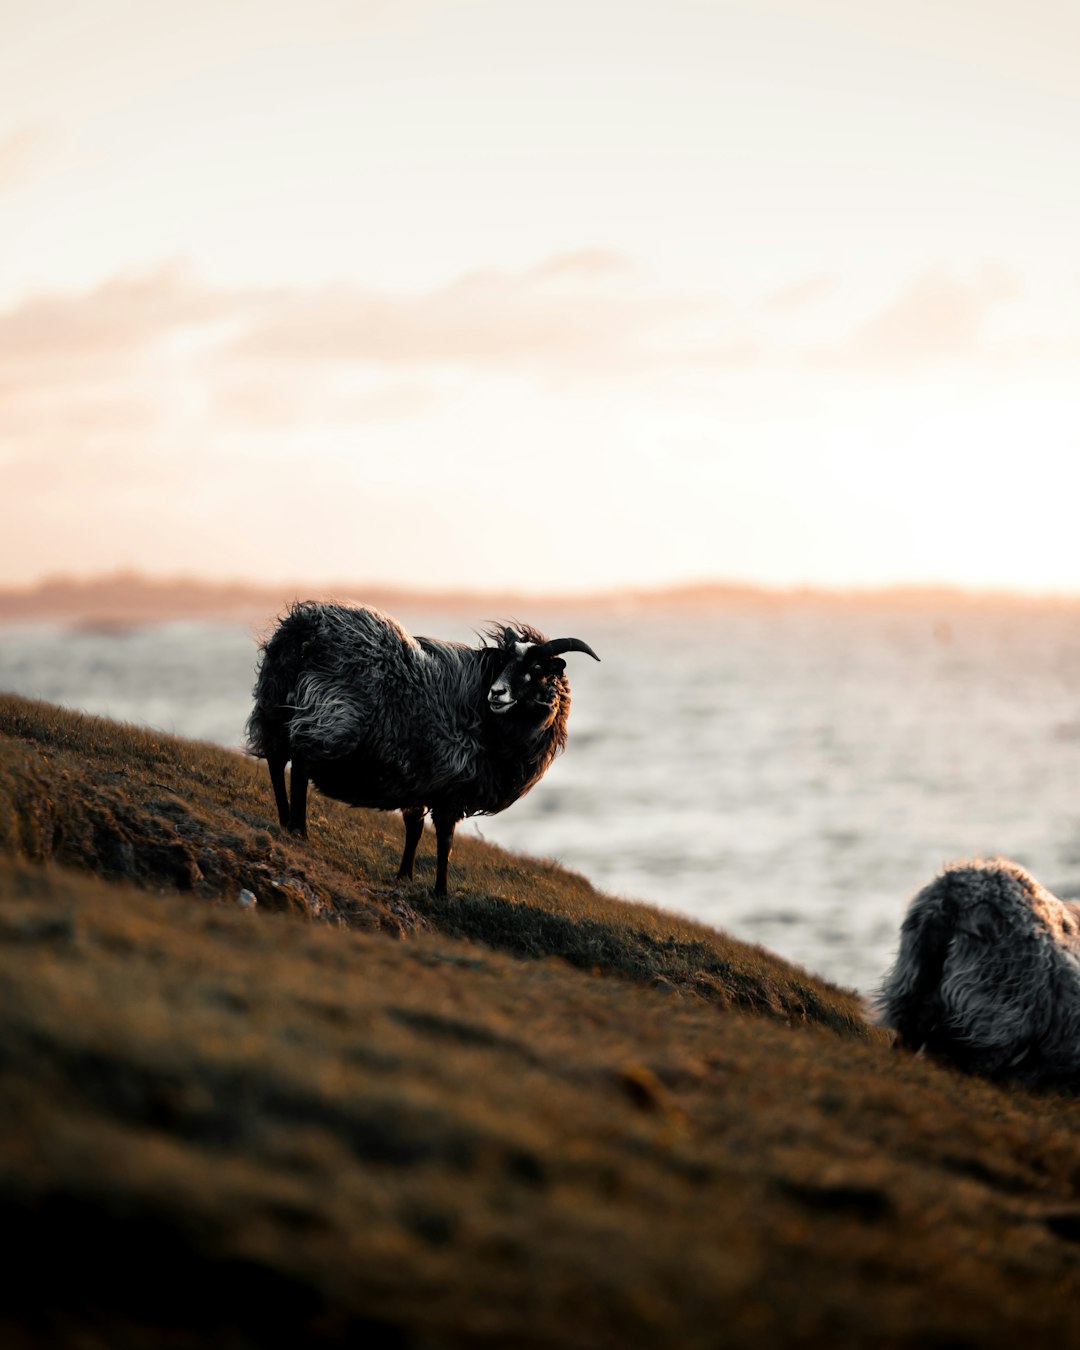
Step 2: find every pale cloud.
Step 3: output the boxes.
[0,254,1057,470]
[228,262,686,374]
[0,261,233,363]
[0,263,238,461]
[677,339,762,371]
[836,266,1020,369]
[2,442,184,498]
[525,249,642,284]
[0,251,683,388]
[0,391,161,444]
[760,272,839,314]
[210,376,446,429]
[0,125,50,190]
[0,254,688,467]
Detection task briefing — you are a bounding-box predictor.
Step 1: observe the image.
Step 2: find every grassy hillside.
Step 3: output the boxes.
[3,693,1080,1347]
[0,693,866,1033]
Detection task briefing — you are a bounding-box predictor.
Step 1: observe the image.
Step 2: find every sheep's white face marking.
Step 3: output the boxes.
[488,641,535,714]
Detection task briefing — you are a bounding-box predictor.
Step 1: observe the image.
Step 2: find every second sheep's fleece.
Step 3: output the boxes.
[246,601,599,895]
[879,857,1080,1089]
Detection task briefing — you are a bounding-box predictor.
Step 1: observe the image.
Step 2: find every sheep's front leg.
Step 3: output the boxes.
[287,754,309,838]
[432,811,460,898]
[397,807,426,881]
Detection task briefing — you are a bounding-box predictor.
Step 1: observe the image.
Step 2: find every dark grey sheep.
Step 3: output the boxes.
[246,601,599,895]
[878,857,1080,1089]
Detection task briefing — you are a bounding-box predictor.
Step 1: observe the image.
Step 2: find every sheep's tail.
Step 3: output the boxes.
[245,602,325,759]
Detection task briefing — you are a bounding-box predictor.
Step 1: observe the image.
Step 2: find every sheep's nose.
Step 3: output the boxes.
[488,685,514,712]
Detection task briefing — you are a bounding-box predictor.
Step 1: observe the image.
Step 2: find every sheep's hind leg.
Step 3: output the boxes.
[432,811,460,898]
[396,807,426,881]
[287,754,309,838]
[267,751,291,829]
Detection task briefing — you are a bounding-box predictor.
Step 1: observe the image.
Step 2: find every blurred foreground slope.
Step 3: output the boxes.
[3,693,1080,1347]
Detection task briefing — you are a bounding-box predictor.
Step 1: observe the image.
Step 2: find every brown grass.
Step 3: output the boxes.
[3,693,1080,1347]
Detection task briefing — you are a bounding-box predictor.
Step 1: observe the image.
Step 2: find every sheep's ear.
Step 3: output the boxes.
[503,626,517,645]
[550,658,566,673]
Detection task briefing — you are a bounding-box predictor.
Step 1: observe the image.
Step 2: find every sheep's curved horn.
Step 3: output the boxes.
[535,637,600,662]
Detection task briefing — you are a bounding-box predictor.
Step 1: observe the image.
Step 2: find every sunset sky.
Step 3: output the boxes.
[2,0,1078,594]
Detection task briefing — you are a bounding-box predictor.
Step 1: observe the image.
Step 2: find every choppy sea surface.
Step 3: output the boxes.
[4,603,1080,995]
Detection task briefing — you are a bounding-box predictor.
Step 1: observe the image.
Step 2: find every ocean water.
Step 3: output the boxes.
[4,602,1080,995]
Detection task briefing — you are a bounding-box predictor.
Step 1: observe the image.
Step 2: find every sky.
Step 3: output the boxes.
[2,0,1079,595]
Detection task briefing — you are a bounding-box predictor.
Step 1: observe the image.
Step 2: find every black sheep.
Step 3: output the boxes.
[246,601,599,895]
[879,858,1080,1089]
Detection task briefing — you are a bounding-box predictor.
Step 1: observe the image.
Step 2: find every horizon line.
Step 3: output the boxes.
[4,567,1080,611]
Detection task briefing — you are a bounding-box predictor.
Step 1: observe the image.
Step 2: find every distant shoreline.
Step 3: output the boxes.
[2,570,1079,625]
